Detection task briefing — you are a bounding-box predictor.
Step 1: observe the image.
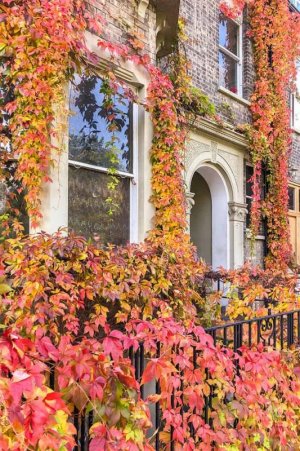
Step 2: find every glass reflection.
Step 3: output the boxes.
[69,75,132,173]
[219,13,238,56]
[68,165,130,244]
[219,51,238,93]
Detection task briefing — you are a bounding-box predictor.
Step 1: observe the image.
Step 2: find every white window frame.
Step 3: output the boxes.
[291,59,300,133]
[218,14,243,97]
[68,79,139,244]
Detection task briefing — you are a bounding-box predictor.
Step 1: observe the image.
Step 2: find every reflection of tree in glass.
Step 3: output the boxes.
[69,134,117,168]
[69,75,132,173]
[0,161,29,235]
[68,166,130,245]
[0,63,13,153]
[0,65,28,234]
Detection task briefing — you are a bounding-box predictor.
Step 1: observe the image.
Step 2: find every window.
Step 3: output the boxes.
[289,0,300,13]
[68,74,137,245]
[219,12,242,95]
[288,183,300,264]
[245,165,253,228]
[288,186,295,210]
[291,59,300,131]
[0,73,29,234]
[288,185,300,213]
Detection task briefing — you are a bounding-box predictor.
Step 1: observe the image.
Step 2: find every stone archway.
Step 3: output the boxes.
[185,138,248,269]
[189,164,230,269]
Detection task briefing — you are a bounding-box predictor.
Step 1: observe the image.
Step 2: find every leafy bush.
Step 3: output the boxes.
[0,233,300,450]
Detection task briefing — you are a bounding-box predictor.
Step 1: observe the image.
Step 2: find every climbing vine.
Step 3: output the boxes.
[0,0,102,229]
[221,0,300,269]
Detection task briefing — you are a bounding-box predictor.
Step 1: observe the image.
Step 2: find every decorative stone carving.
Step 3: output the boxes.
[185,139,209,168]
[211,141,218,163]
[186,191,195,214]
[228,202,248,222]
[185,139,240,190]
[137,0,149,18]
[216,149,240,188]
[0,182,7,214]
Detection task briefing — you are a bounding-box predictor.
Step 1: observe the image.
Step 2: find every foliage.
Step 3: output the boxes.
[221,0,300,269]
[0,0,102,229]
[0,232,206,335]
[212,265,300,320]
[1,234,300,449]
[159,19,216,120]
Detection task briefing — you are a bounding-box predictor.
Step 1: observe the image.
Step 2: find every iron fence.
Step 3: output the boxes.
[206,308,300,350]
[49,308,300,450]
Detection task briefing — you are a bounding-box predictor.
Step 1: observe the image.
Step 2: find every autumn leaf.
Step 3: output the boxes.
[141,358,176,385]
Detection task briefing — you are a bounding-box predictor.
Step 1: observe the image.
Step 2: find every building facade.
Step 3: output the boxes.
[9,0,300,269]
[181,0,300,268]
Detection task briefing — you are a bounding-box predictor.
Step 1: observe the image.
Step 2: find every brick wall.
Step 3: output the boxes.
[87,0,157,62]
[87,0,300,182]
[179,0,253,126]
[179,0,300,266]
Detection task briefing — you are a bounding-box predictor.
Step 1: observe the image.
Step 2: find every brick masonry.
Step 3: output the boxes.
[88,0,157,62]
[178,0,300,264]
[179,0,300,184]
[179,0,252,125]
[87,1,300,264]
[87,0,300,183]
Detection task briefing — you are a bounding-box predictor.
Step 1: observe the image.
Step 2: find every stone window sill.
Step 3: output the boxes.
[246,229,266,240]
[218,86,251,107]
[291,126,300,135]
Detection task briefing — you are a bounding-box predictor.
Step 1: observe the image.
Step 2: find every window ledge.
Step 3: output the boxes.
[218,86,251,106]
[68,160,134,178]
[291,126,300,135]
[246,229,266,240]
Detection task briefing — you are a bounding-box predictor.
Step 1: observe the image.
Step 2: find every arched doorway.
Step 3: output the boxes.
[190,165,229,269]
[190,172,212,264]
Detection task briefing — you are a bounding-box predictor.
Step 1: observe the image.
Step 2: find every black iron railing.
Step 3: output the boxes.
[206,308,300,350]
[49,308,300,450]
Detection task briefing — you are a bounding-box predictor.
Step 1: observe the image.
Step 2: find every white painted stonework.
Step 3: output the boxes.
[185,129,247,269]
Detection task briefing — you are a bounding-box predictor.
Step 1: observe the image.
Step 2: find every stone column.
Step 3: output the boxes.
[228,201,248,268]
[186,191,195,233]
[0,181,7,215]
[35,87,69,234]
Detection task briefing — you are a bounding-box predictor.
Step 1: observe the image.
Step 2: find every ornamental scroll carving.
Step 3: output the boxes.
[137,0,149,17]
[228,202,248,222]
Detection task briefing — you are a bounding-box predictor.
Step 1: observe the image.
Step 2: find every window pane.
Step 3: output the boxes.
[246,197,252,228]
[288,187,295,210]
[0,64,13,154]
[69,75,132,172]
[68,165,130,245]
[219,51,238,93]
[294,97,300,129]
[293,60,300,129]
[246,165,253,197]
[0,161,29,234]
[219,13,238,56]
